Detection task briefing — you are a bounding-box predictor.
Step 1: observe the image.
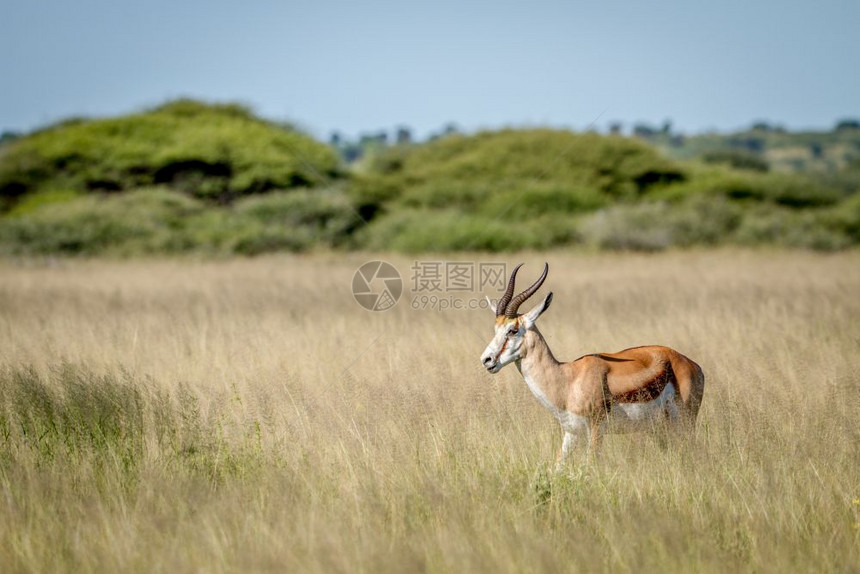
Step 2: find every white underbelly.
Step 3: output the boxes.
[604,383,678,433]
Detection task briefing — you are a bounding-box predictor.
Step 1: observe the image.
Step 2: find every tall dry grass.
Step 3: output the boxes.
[0,251,858,572]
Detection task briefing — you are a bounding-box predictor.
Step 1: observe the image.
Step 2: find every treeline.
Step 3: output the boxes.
[0,100,858,255]
[327,117,860,172]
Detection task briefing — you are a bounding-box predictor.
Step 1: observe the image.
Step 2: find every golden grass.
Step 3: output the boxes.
[0,251,858,572]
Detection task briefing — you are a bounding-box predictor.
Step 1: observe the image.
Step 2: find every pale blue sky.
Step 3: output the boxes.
[1,0,857,139]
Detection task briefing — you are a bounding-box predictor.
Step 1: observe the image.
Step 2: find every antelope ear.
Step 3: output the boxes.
[485,295,498,315]
[522,292,553,328]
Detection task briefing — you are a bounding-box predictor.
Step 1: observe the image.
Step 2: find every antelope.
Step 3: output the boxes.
[480,263,705,467]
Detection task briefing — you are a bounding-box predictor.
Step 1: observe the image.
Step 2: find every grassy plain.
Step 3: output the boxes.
[0,251,858,572]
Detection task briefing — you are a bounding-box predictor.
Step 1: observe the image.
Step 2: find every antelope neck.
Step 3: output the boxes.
[515,327,567,412]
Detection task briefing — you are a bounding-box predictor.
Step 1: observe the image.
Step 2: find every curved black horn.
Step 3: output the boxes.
[496,263,523,317]
[505,263,549,318]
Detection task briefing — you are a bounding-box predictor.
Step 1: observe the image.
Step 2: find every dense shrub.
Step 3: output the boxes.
[0,188,204,255]
[353,129,689,250]
[579,195,742,251]
[733,205,854,251]
[654,168,844,207]
[0,187,360,256]
[577,193,858,252]
[356,209,577,252]
[579,203,675,251]
[227,189,360,254]
[366,129,686,211]
[5,188,83,216]
[0,100,341,202]
[476,183,608,218]
[702,150,770,172]
[824,192,860,241]
[1,113,858,254]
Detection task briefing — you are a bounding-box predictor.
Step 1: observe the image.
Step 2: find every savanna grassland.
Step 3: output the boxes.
[0,251,858,573]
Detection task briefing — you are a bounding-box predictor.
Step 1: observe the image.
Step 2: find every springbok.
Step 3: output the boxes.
[480,263,705,466]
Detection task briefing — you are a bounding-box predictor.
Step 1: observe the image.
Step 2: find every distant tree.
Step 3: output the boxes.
[395,126,412,145]
[329,131,342,147]
[608,122,623,135]
[359,131,388,146]
[0,131,21,145]
[341,144,362,163]
[750,121,786,133]
[633,123,658,139]
[427,123,459,142]
[661,120,672,135]
[729,136,765,153]
[835,119,860,131]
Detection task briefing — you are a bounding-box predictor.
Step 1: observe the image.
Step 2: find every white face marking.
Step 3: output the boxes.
[480,292,552,373]
[480,320,525,373]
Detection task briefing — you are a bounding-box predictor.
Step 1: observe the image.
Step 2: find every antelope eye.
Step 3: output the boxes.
[507,327,518,336]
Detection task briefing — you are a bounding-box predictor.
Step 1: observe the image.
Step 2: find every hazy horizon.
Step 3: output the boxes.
[2,0,858,140]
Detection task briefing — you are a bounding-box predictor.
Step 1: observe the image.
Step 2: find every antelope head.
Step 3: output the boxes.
[480,263,553,373]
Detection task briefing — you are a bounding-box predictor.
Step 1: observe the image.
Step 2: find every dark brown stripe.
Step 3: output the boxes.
[615,362,676,404]
[494,338,508,362]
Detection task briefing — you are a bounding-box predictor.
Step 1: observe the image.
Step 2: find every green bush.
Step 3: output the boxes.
[227,189,360,254]
[345,174,402,222]
[0,187,361,256]
[580,196,741,251]
[824,192,860,241]
[1,115,857,255]
[702,150,770,172]
[756,174,844,208]
[0,100,341,202]
[356,209,577,252]
[367,129,686,210]
[5,188,83,216]
[348,129,689,253]
[578,192,856,252]
[477,183,609,218]
[579,203,676,251]
[0,188,204,255]
[654,167,844,208]
[733,205,854,251]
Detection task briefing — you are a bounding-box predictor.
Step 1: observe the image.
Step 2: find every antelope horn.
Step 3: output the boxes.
[496,263,523,317]
[505,263,549,318]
